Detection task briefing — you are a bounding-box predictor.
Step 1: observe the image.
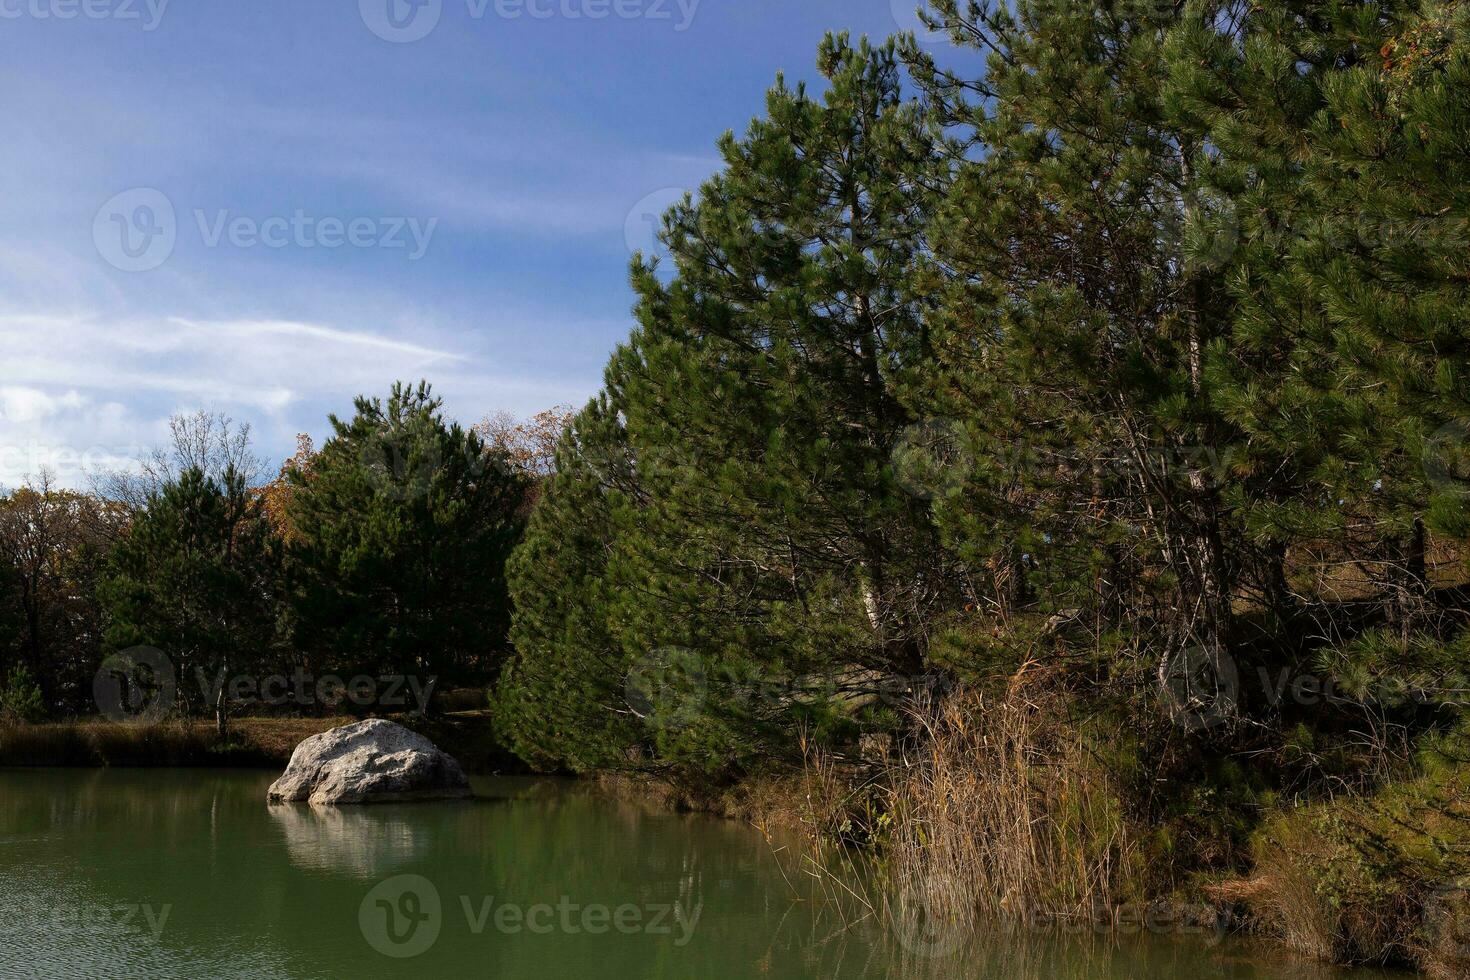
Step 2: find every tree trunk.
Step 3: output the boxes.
[1408,517,1427,589]
[1389,518,1429,641]
[215,672,229,741]
[1264,540,1296,625]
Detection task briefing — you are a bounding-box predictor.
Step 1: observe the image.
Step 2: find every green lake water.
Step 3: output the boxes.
[0,768,1402,979]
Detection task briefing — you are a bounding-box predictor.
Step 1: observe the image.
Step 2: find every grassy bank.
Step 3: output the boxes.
[594,685,1470,978]
[1217,748,1470,980]
[0,711,516,774]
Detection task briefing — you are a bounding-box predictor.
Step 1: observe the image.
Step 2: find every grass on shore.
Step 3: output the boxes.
[0,710,513,772]
[0,717,349,768]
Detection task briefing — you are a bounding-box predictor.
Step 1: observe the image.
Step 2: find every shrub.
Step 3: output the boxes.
[1240,737,1470,972]
[0,665,46,724]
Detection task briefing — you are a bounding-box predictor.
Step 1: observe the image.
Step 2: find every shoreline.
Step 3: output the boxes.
[0,721,1436,976]
[0,712,521,774]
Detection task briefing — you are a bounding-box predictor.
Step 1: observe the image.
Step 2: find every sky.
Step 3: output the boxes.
[0,0,950,488]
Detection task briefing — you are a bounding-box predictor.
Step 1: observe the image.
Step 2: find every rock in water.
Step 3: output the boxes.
[267,719,472,805]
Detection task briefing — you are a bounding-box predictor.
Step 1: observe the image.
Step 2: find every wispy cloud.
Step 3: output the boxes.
[168,317,466,363]
[0,310,588,488]
[0,0,878,492]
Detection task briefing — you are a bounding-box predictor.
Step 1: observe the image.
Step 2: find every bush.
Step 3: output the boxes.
[1238,738,1470,973]
[0,665,46,724]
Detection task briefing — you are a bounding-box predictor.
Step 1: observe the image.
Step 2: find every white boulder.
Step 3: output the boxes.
[267,718,471,806]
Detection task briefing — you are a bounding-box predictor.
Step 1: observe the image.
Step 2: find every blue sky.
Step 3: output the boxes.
[0,0,943,486]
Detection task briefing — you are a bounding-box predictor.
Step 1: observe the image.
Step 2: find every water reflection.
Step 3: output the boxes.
[268,804,432,877]
[0,769,1403,980]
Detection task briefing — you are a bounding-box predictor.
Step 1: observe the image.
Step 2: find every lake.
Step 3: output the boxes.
[0,769,1398,978]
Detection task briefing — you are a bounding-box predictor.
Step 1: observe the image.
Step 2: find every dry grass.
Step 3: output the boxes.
[0,719,253,767]
[877,688,1142,948]
[221,716,358,760]
[1232,789,1463,971]
[0,712,508,771]
[1243,824,1415,966]
[1215,864,1339,962]
[1420,884,1470,980]
[591,771,689,813]
[728,689,1149,963]
[738,734,873,838]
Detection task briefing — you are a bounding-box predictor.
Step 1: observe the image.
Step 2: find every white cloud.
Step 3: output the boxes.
[0,387,86,423]
[0,309,591,490]
[173,317,466,363]
[0,61,671,491]
[0,391,154,490]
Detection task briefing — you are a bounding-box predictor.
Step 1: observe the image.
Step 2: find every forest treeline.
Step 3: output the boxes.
[497,2,1470,972]
[0,395,567,730]
[5,0,1470,972]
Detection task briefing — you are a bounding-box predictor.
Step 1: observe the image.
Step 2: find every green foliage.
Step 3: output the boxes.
[497,0,1470,807]
[0,664,45,725]
[286,381,529,690]
[494,395,643,773]
[101,466,283,720]
[497,35,953,784]
[0,1,1460,964]
[1248,740,1470,969]
[1171,0,1470,618]
[484,6,1470,962]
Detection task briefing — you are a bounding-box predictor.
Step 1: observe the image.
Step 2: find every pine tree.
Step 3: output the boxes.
[498,35,952,783]
[101,466,282,735]
[905,0,1251,701]
[1289,1,1470,552]
[286,381,527,697]
[495,392,647,773]
[627,33,950,671]
[1175,0,1470,688]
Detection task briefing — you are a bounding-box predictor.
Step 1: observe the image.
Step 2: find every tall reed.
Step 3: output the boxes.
[876,687,1143,953]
